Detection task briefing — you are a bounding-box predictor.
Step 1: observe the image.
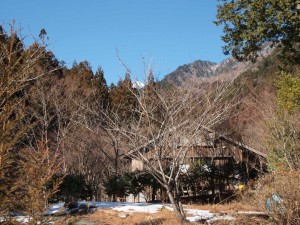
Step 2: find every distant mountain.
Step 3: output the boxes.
[132,81,145,89]
[161,44,273,86]
[161,58,251,86]
[159,45,283,155]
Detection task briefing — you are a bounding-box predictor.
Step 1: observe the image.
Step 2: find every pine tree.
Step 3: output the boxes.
[93,67,110,108]
[64,60,95,100]
[110,73,138,119]
[0,25,39,213]
[147,68,155,85]
[0,24,61,218]
[19,141,63,224]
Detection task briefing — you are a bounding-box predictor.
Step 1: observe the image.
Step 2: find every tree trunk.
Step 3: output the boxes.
[166,187,186,222]
[152,183,156,202]
[211,165,215,196]
[161,187,167,203]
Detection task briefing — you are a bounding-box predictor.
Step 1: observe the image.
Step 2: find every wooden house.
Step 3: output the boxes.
[123,129,267,203]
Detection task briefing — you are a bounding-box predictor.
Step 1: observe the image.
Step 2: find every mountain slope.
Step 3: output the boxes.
[161,43,274,86]
[160,47,286,154]
[162,60,217,86]
[161,58,251,86]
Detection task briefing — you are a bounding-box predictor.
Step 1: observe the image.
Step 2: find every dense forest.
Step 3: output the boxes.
[0,24,138,219]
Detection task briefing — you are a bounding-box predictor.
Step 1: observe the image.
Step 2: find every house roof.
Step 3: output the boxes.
[202,126,267,158]
[121,126,267,159]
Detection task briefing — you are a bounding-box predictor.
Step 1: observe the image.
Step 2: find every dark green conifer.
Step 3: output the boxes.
[110,73,138,119]
[215,0,300,64]
[93,67,110,108]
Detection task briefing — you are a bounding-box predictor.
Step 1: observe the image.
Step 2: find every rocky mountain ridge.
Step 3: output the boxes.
[161,57,251,86]
[161,44,273,86]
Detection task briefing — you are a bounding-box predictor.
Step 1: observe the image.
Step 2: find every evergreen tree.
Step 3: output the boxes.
[276,71,300,112]
[110,73,138,119]
[20,141,63,224]
[215,0,300,64]
[93,66,110,108]
[64,60,95,99]
[147,68,155,85]
[0,26,35,213]
[0,24,63,218]
[67,60,93,84]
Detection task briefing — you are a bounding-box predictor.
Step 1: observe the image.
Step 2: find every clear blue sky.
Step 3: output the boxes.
[1,0,227,85]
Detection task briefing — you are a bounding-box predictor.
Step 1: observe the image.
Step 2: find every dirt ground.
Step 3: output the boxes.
[53,202,271,225]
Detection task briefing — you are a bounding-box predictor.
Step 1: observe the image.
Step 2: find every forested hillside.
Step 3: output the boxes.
[0,25,144,220]
[221,49,300,155]
[160,45,299,156]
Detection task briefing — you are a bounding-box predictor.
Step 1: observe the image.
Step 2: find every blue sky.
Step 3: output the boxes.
[1,0,226,85]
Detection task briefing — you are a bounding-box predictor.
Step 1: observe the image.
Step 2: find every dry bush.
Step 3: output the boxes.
[54,209,192,225]
[186,202,256,213]
[211,215,271,225]
[243,171,300,225]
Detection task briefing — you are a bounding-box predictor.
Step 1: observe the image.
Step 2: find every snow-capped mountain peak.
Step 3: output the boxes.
[132,81,145,89]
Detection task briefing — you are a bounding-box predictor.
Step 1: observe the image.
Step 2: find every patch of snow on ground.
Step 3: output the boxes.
[15,216,31,223]
[237,211,266,215]
[163,205,174,211]
[0,216,31,224]
[185,209,213,222]
[44,202,65,215]
[84,201,128,209]
[206,215,236,225]
[3,202,263,224]
[112,204,164,214]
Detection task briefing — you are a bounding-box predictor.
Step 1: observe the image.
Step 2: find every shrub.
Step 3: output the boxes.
[249,171,300,225]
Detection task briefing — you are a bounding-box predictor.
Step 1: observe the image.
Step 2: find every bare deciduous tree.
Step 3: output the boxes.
[99,78,238,221]
[70,103,131,201]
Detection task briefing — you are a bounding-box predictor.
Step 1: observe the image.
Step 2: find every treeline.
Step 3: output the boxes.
[0,24,155,220]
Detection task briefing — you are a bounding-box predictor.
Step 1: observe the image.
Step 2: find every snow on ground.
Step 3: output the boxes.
[205,215,236,225]
[109,204,237,222]
[185,209,213,222]
[237,211,266,215]
[112,204,164,214]
[3,201,263,223]
[44,202,65,215]
[0,216,31,224]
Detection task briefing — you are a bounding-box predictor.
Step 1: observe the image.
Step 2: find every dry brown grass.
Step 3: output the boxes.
[185,201,257,213]
[211,215,271,225]
[51,190,284,225]
[51,202,269,225]
[87,209,188,225]
[241,171,300,225]
[53,208,189,225]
